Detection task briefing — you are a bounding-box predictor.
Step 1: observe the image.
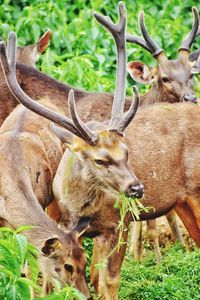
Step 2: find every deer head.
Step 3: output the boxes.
[126,7,200,103]
[39,230,90,298]
[16,30,52,67]
[0,2,144,199]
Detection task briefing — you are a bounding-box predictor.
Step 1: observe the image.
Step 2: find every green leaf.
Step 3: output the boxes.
[15,225,34,234]
[15,234,28,266]
[0,244,18,273]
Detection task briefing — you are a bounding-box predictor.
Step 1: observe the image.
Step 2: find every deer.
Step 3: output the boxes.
[125,8,200,262]
[2,2,200,300]
[49,6,200,264]
[0,30,53,127]
[16,30,52,67]
[0,36,93,299]
[126,7,199,104]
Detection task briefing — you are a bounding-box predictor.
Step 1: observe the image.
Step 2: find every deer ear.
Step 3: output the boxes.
[50,123,74,146]
[37,30,52,54]
[73,217,91,238]
[127,61,154,84]
[41,237,61,257]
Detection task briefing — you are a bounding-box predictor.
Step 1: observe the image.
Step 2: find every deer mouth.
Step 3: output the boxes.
[125,183,144,199]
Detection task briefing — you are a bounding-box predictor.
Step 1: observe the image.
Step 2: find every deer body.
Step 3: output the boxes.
[0,103,90,298]
[53,101,198,223]
[52,102,200,300]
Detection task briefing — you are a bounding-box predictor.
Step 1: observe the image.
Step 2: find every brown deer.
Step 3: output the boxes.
[16,30,52,67]
[126,7,199,104]
[126,8,200,262]
[0,35,92,298]
[0,30,52,126]
[2,3,200,300]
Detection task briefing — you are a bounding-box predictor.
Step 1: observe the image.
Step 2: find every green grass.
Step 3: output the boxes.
[120,244,200,300]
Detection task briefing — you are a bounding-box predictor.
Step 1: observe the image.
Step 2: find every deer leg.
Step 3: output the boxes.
[147,219,162,264]
[98,216,130,300]
[90,238,100,292]
[90,233,112,299]
[165,209,185,245]
[129,221,143,259]
[186,195,200,230]
[175,200,200,246]
[104,222,130,300]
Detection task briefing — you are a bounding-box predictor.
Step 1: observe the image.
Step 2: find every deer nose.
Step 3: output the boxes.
[183,93,197,103]
[125,183,144,199]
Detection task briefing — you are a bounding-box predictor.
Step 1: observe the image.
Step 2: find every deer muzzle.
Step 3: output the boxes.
[183,93,197,103]
[125,183,144,199]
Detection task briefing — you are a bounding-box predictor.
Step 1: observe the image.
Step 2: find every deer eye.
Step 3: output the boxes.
[162,77,170,83]
[55,267,61,273]
[64,264,74,274]
[94,159,108,166]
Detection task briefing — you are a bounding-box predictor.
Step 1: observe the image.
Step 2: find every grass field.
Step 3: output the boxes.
[120,244,200,300]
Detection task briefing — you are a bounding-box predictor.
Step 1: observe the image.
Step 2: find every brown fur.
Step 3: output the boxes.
[127,50,197,106]
[51,102,200,299]
[0,33,52,125]
[0,102,90,298]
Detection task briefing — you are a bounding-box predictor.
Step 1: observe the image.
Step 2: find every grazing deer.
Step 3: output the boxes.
[0,38,92,299]
[2,3,200,300]
[16,30,52,67]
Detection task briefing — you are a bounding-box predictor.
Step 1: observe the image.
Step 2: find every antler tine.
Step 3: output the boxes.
[68,89,98,145]
[126,33,152,53]
[189,48,200,62]
[179,7,199,52]
[118,86,140,133]
[7,32,16,72]
[139,11,163,58]
[94,1,127,128]
[0,37,86,140]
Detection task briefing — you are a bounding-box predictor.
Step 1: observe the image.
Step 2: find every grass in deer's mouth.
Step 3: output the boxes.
[114,193,150,251]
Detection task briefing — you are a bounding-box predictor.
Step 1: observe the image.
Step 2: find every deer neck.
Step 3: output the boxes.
[0,163,65,249]
[140,83,171,105]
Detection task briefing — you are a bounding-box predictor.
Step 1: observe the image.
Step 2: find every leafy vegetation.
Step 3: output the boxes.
[0,0,199,95]
[0,0,200,299]
[120,244,200,300]
[0,227,85,300]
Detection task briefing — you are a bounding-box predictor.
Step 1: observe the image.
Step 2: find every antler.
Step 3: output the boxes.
[0,32,98,146]
[117,86,140,133]
[179,7,199,53]
[126,11,164,58]
[188,23,200,62]
[94,1,138,133]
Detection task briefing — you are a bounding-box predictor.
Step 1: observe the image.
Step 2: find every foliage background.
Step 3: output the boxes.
[0,0,199,95]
